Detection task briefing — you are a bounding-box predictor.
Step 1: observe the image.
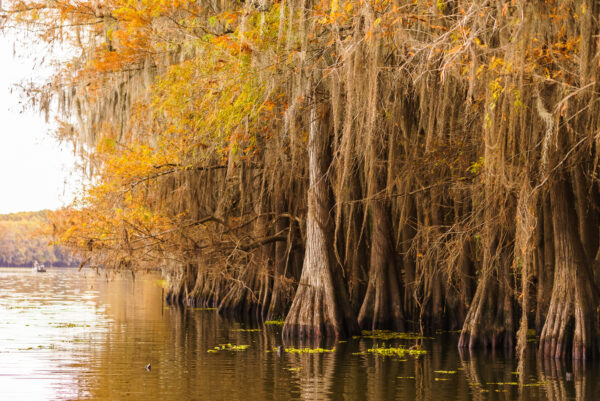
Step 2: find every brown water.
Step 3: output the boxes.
[0,268,597,400]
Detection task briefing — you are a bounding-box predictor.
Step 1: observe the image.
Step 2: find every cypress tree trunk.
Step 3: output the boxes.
[283,91,360,339]
[358,200,405,330]
[539,176,599,360]
[458,202,514,350]
[266,188,291,320]
[346,172,368,314]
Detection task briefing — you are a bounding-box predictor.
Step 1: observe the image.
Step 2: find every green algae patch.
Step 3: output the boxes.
[360,330,431,341]
[20,344,58,351]
[435,378,450,381]
[209,343,250,352]
[285,347,336,354]
[366,346,426,358]
[153,279,167,288]
[397,376,415,379]
[526,329,537,342]
[522,381,547,387]
[232,328,261,332]
[191,307,217,311]
[434,370,457,374]
[264,320,285,326]
[52,323,90,328]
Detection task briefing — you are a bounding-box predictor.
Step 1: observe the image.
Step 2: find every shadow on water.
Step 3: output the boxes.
[0,268,599,400]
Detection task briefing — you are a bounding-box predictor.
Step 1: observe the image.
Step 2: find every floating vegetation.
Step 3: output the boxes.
[397,376,415,379]
[62,339,88,343]
[359,330,430,341]
[153,279,167,288]
[208,343,250,352]
[366,346,427,358]
[52,323,90,328]
[486,382,518,386]
[522,381,547,387]
[284,347,335,354]
[434,378,450,381]
[264,320,285,326]
[192,307,217,311]
[435,329,461,334]
[19,345,57,351]
[434,370,457,374]
[232,328,261,332]
[286,367,301,371]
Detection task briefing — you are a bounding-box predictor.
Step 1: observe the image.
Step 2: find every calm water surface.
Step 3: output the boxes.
[0,268,597,400]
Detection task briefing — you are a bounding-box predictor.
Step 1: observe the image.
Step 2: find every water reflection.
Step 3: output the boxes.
[0,268,598,400]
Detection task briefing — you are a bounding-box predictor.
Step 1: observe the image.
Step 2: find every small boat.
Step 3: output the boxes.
[33,261,47,273]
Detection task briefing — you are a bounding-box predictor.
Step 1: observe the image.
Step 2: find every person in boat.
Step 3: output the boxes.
[33,261,46,272]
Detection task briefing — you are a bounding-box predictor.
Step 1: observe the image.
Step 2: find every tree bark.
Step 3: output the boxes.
[539,176,599,360]
[283,93,360,339]
[358,200,405,330]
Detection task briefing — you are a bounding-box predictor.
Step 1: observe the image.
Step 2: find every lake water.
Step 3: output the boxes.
[0,267,597,400]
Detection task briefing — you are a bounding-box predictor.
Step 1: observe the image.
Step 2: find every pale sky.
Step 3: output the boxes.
[0,34,79,214]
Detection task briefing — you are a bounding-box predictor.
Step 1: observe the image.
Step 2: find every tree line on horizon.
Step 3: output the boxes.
[0,211,79,267]
[4,0,600,368]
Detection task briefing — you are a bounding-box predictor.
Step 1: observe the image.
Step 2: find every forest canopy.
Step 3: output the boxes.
[3,0,600,365]
[0,211,79,267]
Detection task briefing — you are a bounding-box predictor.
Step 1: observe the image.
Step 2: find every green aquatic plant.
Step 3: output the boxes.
[434,370,457,374]
[284,347,335,354]
[232,328,261,332]
[52,323,90,328]
[264,320,285,326]
[359,330,430,341]
[192,307,217,311]
[366,346,427,358]
[153,279,167,288]
[19,344,57,351]
[208,343,250,352]
[522,381,547,387]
